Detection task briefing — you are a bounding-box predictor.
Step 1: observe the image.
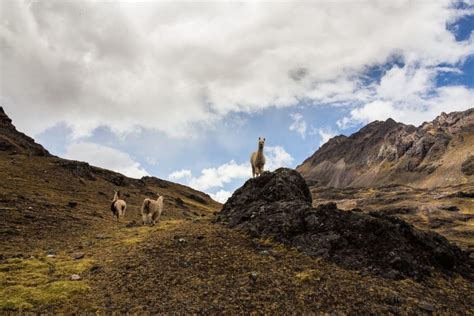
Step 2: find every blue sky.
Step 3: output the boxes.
[1,1,473,202]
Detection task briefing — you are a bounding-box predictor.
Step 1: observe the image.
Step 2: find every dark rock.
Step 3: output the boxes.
[461,156,474,176]
[0,107,50,156]
[72,252,85,260]
[419,301,436,312]
[186,193,208,205]
[440,205,459,212]
[448,191,474,199]
[126,220,139,228]
[175,197,185,207]
[58,160,96,181]
[68,201,78,208]
[217,168,473,280]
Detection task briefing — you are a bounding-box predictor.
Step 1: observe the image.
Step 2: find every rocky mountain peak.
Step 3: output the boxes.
[297,108,474,188]
[0,106,50,156]
[0,106,13,126]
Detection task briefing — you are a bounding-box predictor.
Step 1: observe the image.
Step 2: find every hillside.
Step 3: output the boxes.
[297,109,474,188]
[1,107,473,313]
[297,109,474,255]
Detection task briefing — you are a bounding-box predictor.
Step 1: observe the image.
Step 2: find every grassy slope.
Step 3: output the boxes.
[0,150,473,313]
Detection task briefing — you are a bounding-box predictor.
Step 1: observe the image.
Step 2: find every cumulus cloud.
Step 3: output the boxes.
[339,65,474,127]
[265,146,294,171]
[289,113,307,138]
[64,142,149,178]
[169,145,293,199]
[168,169,192,181]
[188,160,250,191]
[210,190,232,204]
[2,1,473,139]
[315,128,337,146]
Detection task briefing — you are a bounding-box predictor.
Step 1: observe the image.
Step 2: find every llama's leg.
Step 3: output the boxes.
[142,213,147,226]
[252,165,256,178]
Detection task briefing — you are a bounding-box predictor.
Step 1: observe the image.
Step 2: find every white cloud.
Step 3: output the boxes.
[210,189,232,204]
[2,1,472,139]
[145,156,158,166]
[289,113,307,138]
[64,142,149,178]
[265,146,294,171]
[340,64,474,127]
[316,128,337,146]
[168,169,192,181]
[169,145,293,195]
[188,160,250,191]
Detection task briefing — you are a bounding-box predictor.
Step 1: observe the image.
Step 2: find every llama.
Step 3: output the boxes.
[111,190,127,222]
[250,137,266,178]
[141,195,164,226]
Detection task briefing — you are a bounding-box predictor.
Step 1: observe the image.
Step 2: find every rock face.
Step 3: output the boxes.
[297,109,474,188]
[217,168,473,280]
[0,106,50,156]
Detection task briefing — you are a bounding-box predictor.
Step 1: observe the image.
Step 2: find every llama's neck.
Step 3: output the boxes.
[113,192,119,202]
[257,146,264,157]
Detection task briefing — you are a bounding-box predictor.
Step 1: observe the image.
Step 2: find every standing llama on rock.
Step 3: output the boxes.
[111,190,127,222]
[250,137,266,178]
[141,195,164,226]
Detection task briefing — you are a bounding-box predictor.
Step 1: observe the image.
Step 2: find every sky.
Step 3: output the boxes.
[1,0,473,203]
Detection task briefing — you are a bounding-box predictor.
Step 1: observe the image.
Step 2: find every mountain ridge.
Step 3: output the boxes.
[297,108,474,188]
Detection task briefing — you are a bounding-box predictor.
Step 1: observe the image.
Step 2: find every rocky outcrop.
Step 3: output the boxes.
[217,168,473,280]
[0,107,50,156]
[297,109,474,188]
[461,156,474,176]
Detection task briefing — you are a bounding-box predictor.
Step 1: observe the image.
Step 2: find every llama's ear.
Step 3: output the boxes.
[263,138,266,141]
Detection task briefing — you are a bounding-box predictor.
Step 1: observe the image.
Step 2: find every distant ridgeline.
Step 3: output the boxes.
[297,109,474,189]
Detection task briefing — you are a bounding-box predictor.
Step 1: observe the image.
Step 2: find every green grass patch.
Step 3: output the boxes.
[0,256,92,311]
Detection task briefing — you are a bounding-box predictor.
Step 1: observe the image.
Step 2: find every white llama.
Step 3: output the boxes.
[250,137,266,177]
[141,195,164,226]
[111,190,127,222]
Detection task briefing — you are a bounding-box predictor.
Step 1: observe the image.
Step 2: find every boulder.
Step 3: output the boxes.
[217,168,473,280]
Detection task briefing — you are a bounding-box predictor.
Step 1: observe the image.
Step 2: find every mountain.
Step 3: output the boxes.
[1,107,473,313]
[296,108,474,257]
[297,109,474,188]
[0,106,220,254]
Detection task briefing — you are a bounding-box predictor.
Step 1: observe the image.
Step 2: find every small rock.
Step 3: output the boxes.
[419,301,436,312]
[46,254,56,258]
[70,274,81,281]
[95,234,111,240]
[72,252,85,260]
[68,201,78,208]
[249,271,258,283]
[126,220,138,228]
[178,238,187,243]
[89,265,101,273]
[385,294,402,305]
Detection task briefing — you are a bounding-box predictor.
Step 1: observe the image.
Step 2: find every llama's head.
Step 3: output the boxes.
[258,137,265,150]
[113,190,120,201]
